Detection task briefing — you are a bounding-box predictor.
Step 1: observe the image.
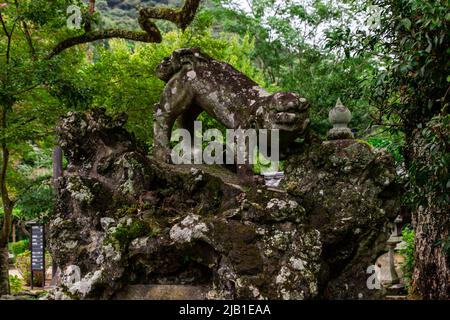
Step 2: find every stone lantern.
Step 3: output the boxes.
[381,215,404,287]
[393,215,403,237]
[328,98,354,140]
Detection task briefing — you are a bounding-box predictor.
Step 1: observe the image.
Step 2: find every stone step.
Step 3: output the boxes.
[113,284,210,300]
[385,295,408,300]
[385,283,407,296]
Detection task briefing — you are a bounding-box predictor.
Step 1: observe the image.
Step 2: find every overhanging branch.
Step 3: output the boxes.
[47,0,201,59]
[48,28,161,59]
[139,0,201,30]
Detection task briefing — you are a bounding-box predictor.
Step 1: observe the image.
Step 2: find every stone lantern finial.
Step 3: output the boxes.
[328,98,354,140]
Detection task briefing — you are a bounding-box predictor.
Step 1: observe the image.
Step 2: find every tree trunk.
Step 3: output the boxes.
[0,245,10,296]
[52,146,63,188]
[410,123,450,299]
[51,146,63,280]
[11,222,15,243]
[412,205,450,299]
[0,105,13,296]
[0,207,12,297]
[19,221,30,238]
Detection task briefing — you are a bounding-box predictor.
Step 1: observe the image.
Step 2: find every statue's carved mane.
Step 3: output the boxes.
[153,48,310,175]
[156,48,212,82]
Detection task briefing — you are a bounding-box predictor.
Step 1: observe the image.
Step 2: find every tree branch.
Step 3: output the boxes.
[14,0,36,59]
[47,29,162,59]
[0,12,9,38]
[0,12,18,65]
[47,0,201,59]
[139,0,201,30]
[84,0,96,33]
[18,220,29,238]
[0,106,12,246]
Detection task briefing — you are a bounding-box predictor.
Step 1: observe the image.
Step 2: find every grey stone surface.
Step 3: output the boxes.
[153,48,310,172]
[328,98,354,140]
[113,285,209,300]
[47,107,400,300]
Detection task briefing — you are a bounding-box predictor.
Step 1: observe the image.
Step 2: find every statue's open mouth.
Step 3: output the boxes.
[275,112,299,124]
[273,115,310,133]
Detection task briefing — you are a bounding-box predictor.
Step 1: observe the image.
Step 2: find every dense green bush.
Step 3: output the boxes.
[84,29,271,146]
[9,239,30,257]
[399,226,415,289]
[16,250,32,286]
[366,132,404,164]
[407,115,450,209]
[8,275,24,295]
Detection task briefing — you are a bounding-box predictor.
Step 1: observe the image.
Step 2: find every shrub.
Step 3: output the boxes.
[367,133,404,164]
[9,275,23,294]
[10,239,29,256]
[407,114,450,209]
[399,226,415,290]
[16,250,32,286]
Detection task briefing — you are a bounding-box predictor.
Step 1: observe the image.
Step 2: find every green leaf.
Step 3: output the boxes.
[402,18,412,30]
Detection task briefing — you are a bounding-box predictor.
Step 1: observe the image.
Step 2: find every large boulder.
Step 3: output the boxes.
[48,109,400,300]
[283,139,400,298]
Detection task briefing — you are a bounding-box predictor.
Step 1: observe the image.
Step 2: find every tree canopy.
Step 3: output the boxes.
[0,0,448,299]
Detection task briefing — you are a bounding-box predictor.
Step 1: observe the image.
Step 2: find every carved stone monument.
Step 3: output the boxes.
[328,98,354,140]
[46,50,401,300]
[152,48,311,175]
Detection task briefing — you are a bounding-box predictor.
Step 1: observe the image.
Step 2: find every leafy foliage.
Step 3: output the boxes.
[83,29,270,145]
[8,275,23,294]
[209,0,377,136]
[327,0,450,147]
[400,226,415,289]
[0,0,448,297]
[0,0,88,231]
[9,239,29,257]
[15,250,52,286]
[367,130,404,164]
[407,115,450,208]
[369,0,449,128]
[98,0,183,29]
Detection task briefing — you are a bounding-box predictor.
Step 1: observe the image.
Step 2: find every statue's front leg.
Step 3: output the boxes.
[153,103,174,163]
[153,80,195,163]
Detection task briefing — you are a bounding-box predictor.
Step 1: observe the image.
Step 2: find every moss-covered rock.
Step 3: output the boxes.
[48,109,400,300]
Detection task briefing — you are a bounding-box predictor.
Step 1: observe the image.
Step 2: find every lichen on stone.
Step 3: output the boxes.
[48,104,400,300]
[66,176,94,204]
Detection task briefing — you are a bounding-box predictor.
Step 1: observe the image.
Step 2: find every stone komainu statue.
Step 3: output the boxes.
[153,48,310,172]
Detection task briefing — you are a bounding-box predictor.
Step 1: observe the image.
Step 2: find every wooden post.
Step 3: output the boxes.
[51,146,63,281]
[52,146,63,187]
[11,222,16,243]
[30,236,33,290]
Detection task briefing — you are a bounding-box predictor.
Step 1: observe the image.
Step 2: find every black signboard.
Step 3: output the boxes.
[31,224,45,270]
[30,224,45,288]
